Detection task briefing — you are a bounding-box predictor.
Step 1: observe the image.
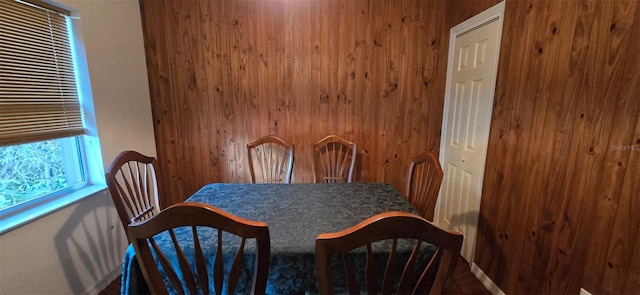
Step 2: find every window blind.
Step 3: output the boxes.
[0,0,85,146]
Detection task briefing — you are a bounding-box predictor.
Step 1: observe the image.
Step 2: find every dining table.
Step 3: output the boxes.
[120,182,431,295]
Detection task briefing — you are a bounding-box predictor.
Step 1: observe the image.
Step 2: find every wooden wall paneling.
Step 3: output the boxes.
[310,0,332,140]
[335,0,362,182]
[272,0,286,141]
[162,1,184,195]
[328,0,342,139]
[225,0,245,183]
[140,0,186,204]
[333,0,347,137]
[172,0,192,196]
[201,0,225,189]
[391,1,414,192]
[367,1,390,182]
[591,1,640,292]
[188,1,209,193]
[381,0,401,185]
[516,1,581,292]
[166,1,186,194]
[220,0,236,182]
[549,0,638,293]
[495,3,543,293]
[225,0,248,183]
[306,0,320,177]
[193,0,214,191]
[480,0,586,292]
[399,0,422,164]
[268,2,287,138]
[254,0,271,178]
[336,0,356,139]
[245,1,267,157]
[410,0,446,160]
[350,0,371,182]
[471,0,640,294]
[178,2,209,193]
[617,114,640,294]
[579,4,640,288]
[193,1,211,189]
[595,86,640,292]
[381,0,403,189]
[301,0,316,182]
[286,1,312,183]
[203,1,226,190]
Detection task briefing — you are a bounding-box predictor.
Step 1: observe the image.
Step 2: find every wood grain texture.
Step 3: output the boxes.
[139,0,447,198]
[466,0,640,294]
[138,0,639,293]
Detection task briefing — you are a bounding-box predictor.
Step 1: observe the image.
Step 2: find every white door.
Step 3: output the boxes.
[436,1,505,264]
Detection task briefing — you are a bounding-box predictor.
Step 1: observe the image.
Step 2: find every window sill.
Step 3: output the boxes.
[0,184,107,235]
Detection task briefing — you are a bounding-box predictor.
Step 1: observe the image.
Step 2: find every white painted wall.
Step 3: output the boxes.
[0,0,155,294]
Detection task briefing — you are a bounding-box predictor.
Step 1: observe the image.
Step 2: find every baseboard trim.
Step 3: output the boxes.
[471,262,505,295]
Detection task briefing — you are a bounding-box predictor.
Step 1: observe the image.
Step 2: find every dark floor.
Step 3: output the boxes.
[99,255,490,295]
[446,256,492,295]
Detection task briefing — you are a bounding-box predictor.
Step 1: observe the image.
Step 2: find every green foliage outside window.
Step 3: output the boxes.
[0,140,69,210]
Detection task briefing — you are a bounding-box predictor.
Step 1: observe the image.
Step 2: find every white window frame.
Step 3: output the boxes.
[0,1,106,234]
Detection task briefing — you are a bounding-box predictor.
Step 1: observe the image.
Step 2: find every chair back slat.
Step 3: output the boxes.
[168,229,197,294]
[342,254,360,294]
[122,161,153,217]
[148,238,179,295]
[381,239,398,295]
[227,238,247,293]
[128,202,270,295]
[192,226,210,295]
[214,228,224,294]
[315,211,463,295]
[413,247,441,294]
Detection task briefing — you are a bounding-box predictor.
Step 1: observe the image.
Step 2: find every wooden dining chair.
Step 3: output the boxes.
[105,150,163,238]
[247,135,294,183]
[406,151,444,221]
[315,211,463,295]
[312,135,357,183]
[127,202,271,295]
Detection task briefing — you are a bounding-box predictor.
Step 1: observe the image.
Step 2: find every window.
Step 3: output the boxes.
[0,0,105,232]
[0,138,84,209]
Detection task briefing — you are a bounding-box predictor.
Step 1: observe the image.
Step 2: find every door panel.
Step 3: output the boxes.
[438,5,504,263]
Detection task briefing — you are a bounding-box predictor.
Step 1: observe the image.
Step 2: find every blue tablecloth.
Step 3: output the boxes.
[121,183,425,294]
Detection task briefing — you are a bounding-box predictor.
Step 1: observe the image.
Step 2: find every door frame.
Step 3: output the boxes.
[435,0,506,259]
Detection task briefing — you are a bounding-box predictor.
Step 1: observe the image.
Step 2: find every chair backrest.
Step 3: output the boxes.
[406,151,444,221]
[315,211,463,295]
[247,135,294,183]
[312,135,357,183]
[127,202,271,295]
[105,150,162,237]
